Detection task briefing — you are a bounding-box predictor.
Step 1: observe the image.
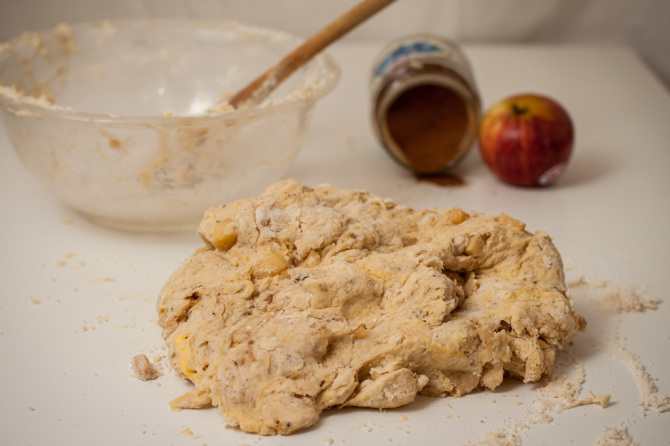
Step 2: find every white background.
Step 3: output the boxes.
[2,41,670,446]
[2,0,670,89]
[1,2,670,445]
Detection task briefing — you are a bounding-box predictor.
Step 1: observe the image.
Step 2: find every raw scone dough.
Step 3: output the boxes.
[157,179,584,435]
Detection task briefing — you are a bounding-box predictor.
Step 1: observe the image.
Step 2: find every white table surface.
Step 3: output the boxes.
[1,42,669,445]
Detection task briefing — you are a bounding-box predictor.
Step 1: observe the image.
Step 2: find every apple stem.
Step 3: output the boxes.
[511,103,528,116]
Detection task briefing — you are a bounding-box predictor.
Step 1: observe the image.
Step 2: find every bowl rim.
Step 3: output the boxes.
[0,18,341,124]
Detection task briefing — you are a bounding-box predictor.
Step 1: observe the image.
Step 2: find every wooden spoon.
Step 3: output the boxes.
[228,0,397,109]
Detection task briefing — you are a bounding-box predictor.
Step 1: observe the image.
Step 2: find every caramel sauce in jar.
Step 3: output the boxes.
[370,35,481,174]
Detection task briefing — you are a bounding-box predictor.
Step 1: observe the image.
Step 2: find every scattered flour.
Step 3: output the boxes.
[465,430,521,446]
[540,370,582,403]
[568,276,661,313]
[592,422,639,446]
[607,342,670,415]
[471,274,666,445]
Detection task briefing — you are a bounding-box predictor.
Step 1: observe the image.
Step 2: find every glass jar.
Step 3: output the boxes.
[370,35,481,174]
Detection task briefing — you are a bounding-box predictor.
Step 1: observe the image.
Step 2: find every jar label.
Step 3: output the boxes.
[371,37,467,88]
[373,41,444,79]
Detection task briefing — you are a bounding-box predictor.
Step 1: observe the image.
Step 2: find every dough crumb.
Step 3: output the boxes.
[179,426,195,437]
[169,390,212,411]
[131,354,162,381]
[564,391,611,409]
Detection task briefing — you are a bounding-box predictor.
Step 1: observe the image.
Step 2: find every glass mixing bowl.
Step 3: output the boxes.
[0,20,340,231]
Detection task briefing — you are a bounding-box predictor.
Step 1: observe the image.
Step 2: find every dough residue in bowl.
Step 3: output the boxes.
[157,179,585,435]
[0,21,337,117]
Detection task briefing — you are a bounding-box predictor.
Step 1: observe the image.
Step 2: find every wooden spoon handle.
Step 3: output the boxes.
[229,0,397,108]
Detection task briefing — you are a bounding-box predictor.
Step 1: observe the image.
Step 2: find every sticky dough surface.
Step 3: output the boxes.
[157,179,584,435]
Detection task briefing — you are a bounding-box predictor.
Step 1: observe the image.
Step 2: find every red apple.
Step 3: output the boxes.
[478,93,574,186]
